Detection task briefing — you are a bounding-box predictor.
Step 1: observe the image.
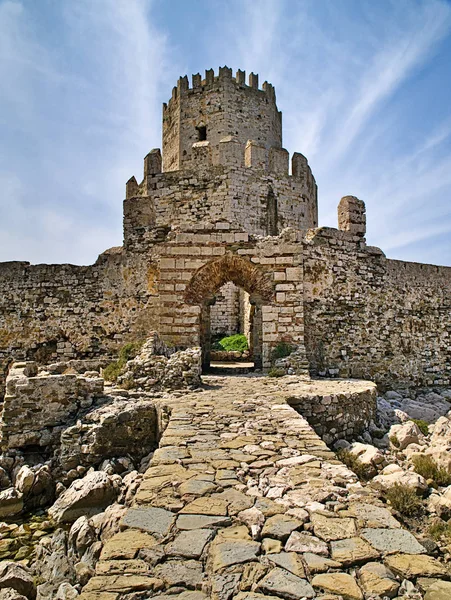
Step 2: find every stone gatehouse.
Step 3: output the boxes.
[0,67,450,389]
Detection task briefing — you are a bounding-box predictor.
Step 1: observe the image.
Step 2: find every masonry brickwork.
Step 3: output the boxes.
[0,67,450,391]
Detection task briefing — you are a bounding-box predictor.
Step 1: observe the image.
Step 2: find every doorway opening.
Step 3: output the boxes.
[184,254,274,375]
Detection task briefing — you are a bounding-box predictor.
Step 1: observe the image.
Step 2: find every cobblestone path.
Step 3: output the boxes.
[80,375,451,600]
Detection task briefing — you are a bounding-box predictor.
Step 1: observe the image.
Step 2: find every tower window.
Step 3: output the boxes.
[197,125,207,141]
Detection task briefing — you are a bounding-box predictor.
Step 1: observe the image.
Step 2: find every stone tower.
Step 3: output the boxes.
[162,66,282,172]
[124,67,318,249]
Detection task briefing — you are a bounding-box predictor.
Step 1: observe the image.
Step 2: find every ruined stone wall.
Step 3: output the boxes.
[303,227,451,389]
[0,249,159,392]
[162,67,281,172]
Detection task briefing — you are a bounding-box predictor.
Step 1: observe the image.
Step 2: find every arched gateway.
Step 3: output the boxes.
[184,254,274,370]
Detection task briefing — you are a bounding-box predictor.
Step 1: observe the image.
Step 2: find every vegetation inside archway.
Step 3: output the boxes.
[202,281,262,373]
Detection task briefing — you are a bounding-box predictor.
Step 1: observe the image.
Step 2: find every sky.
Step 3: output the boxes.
[1,0,451,267]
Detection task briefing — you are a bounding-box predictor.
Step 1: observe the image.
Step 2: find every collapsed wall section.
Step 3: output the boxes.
[303,227,451,388]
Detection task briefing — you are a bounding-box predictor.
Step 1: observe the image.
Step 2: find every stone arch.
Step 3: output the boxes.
[184,253,274,305]
[184,254,274,371]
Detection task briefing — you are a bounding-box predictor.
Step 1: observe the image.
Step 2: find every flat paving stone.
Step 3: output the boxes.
[261,514,304,540]
[265,552,306,577]
[285,531,329,556]
[358,562,399,598]
[311,513,357,541]
[121,507,176,537]
[303,552,342,574]
[165,529,214,558]
[154,560,204,588]
[176,514,232,530]
[384,554,449,579]
[346,502,401,529]
[312,572,363,600]
[210,540,261,572]
[424,580,451,600]
[361,528,426,554]
[256,567,315,600]
[330,537,379,566]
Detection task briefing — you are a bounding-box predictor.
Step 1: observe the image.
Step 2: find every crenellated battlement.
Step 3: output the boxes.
[125,143,316,201]
[163,66,276,114]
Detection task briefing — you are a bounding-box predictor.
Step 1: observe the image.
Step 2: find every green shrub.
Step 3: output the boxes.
[268,367,285,378]
[412,455,451,487]
[271,342,294,362]
[217,334,249,353]
[336,449,374,481]
[102,340,144,382]
[411,419,429,436]
[385,484,423,516]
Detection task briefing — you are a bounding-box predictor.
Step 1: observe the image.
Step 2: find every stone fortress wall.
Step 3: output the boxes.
[0,67,450,390]
[303,199,451,390]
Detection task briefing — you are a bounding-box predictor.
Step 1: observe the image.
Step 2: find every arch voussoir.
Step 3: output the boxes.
[184,253,274,305]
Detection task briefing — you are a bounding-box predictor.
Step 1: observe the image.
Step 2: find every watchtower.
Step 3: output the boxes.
[162,66,282,172]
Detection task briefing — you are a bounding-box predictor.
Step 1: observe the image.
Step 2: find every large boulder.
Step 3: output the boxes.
[400,395,450,423]
[425,416,451,471]
[428,486,451,519]
[371,464,428,494]
[49,471,120,524]
[349,442,385,476]
[389,421,424,450]
[59,398,159,470]
[0,563,35,599]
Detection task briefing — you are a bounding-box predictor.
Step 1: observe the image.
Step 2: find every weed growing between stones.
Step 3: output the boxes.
[268,367,285,378]
[411,418,429,436]
[412,455,451,487]
[336,449,374,481]
[270,342,294,362]
[428,518,451,542]
[102,340,143,382]
[389,434,400,448]
[385,484,423,516]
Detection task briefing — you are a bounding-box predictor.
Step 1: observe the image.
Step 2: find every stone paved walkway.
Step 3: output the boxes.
[80,375,451,600]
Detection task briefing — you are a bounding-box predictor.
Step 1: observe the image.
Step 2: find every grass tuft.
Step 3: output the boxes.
[428,519,451,542]
[411,419,429,436]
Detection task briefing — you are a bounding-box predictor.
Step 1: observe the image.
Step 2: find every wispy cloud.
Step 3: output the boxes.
[0,0,178,264]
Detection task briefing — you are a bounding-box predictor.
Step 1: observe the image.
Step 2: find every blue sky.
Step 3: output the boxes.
[1,0,451,266]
